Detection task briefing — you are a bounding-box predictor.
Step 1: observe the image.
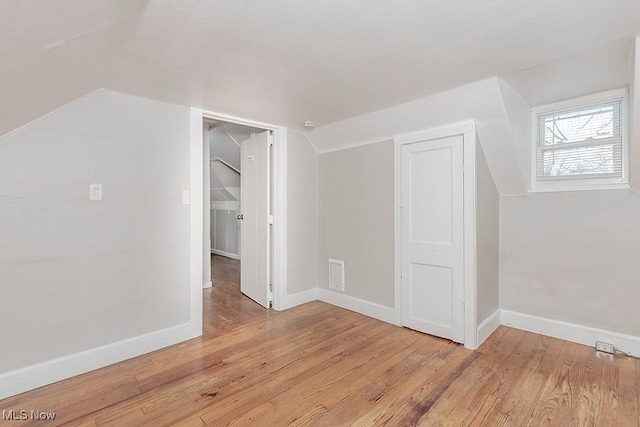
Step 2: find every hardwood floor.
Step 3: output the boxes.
[1,254,638,426]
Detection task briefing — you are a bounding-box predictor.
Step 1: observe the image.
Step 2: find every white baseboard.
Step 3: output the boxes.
[202,280,212,289]
[278,289,396,326]
[279,288,319,310]
[317,289,396,324]
[501,310,640,358]
[0,322,200,400]
[477,309,501,347]
[211,249,240,260]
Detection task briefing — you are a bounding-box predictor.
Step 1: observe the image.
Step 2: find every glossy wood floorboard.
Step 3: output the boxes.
[1,255,638,426]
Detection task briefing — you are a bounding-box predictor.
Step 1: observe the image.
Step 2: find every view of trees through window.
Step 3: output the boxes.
[537,102,622,178]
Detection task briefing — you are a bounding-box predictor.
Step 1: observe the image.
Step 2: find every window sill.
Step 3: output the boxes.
[529,183,630,193]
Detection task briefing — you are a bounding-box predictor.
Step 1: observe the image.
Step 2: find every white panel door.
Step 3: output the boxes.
[240,131,270,308]
[401,135,464,343]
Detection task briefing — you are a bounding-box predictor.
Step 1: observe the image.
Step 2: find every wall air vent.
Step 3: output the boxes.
[328,259,345,292]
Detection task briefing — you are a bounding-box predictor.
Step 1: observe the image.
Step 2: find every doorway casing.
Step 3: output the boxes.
[393,121,478,350]
[189,108,288,332]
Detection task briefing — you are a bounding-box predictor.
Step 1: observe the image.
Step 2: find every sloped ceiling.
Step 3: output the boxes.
[1,0,640,137]
[0,0,148,137]
[307,78,529,195]
[502,37,635,107]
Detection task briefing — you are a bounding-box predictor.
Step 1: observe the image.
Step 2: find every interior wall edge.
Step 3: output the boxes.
[0,88,104,140]
[477,309,501,347]
[280,288,320,311]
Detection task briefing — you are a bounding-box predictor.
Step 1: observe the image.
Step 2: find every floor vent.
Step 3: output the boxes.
[329,259,345,292]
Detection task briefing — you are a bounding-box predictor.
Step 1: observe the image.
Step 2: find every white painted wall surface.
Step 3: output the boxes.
[0,90,191,374]
[286,129,319,295]
[319,140,395,308]
[308,78,526,196]
[500,191,640,337]
[497,79,532,189]
[475,139,500,324]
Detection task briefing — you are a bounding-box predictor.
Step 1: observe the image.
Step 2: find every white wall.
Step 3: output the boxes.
[498,37,640,348]
[318,140,395,308]
[497,79,531,189]
[286,129,319,295]
[0,89,194,397]
[500,191,640,337]
[475,138,500,325]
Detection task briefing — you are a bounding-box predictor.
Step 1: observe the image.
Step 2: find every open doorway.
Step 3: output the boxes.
[202,118,276,310]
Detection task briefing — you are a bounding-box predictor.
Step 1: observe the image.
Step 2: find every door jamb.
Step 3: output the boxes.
[393,121,477,350]
[189,108,288,325]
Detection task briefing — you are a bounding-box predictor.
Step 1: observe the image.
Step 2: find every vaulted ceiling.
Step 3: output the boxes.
[1,0,639,136]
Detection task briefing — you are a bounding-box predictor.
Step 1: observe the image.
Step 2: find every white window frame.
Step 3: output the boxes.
[530,88,629,193]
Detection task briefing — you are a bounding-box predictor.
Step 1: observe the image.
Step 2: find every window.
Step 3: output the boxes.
[531,89,628,192]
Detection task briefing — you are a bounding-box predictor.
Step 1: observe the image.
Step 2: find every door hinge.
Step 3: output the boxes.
[268,215,274,225]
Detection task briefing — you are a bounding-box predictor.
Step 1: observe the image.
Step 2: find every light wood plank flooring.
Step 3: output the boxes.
[0,255,638,426]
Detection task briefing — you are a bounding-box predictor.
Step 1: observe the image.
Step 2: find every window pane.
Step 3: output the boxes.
[542,105,615,147]
[540,144,617,177]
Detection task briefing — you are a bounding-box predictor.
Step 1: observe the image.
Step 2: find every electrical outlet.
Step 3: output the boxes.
[595,341,615,354]
[90,184,102,201]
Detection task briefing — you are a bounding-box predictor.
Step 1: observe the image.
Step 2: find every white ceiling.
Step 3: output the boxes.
[1,0,639,135]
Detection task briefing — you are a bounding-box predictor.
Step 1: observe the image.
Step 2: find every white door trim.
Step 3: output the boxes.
[189,109,205,336]
[189,108,287,316]
[394,121,478,349]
